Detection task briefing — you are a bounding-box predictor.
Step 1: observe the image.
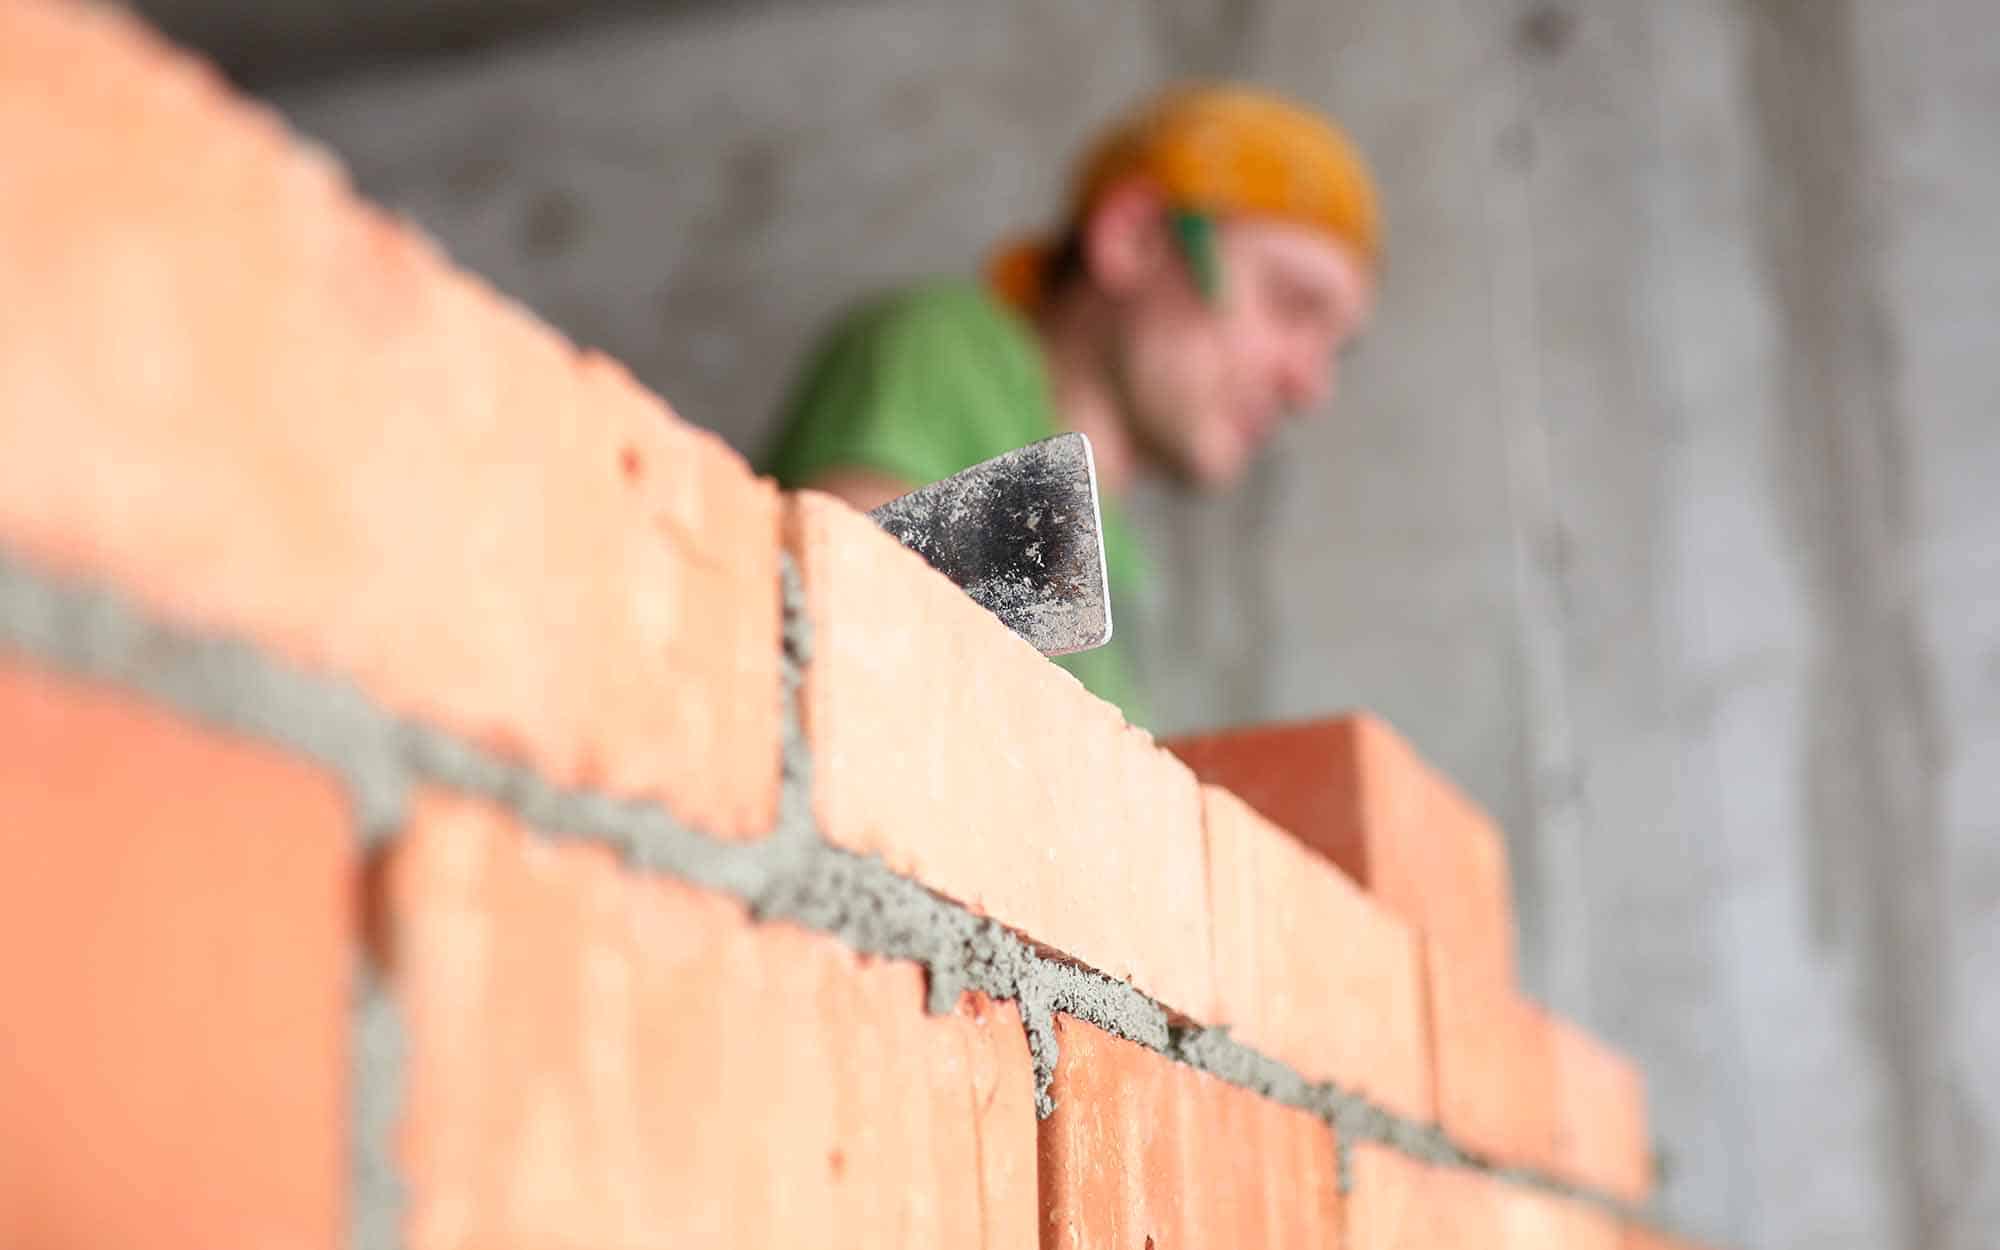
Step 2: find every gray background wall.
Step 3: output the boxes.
[144,0,1999,1245]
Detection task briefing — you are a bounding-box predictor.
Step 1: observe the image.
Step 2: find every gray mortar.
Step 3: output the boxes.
[349,961,405,1250]
[0,551,414,840]
[757,554,1170,1112]
[1172,1025,1363,1189]
[0,543,1681,1239]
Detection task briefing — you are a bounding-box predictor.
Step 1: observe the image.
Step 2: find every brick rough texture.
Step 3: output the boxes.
[1426,940,1561,1172]
[1039,1016,1342,1250]
[790,491,1215,1019]
[1495,1182,1622,1250]
[1623,1224,1710,1250]
[1552,1014,1655,1204]
[1167,714,1518,986]
[382,791,1038,1249]
[1203,784,1433,1120]
[0,663,351,1250]
[0,0,781,838]
[1345,1144,1499,1249]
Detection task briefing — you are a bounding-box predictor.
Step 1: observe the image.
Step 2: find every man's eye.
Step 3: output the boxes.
[1268,279,1324,327]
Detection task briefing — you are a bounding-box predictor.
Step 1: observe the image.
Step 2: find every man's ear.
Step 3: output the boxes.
[1081,180,1173,296]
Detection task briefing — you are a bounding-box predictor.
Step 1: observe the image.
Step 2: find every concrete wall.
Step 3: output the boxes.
[268,1,2000,1245]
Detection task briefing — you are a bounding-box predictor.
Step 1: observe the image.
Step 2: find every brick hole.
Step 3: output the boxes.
[358,844,398,975]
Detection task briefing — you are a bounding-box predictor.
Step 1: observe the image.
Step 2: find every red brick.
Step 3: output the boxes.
[1203,785,1432,1120]
[788,492,1213,1018]
[0,662,350,1250]
[1345,1145,1499,1250]
[1039,1016,1340,1249]
[0,0,780,838]
[1623,1224,1710,1250]
[1425,941,1560,1172]
[1351,1161,1619,1250]
[383,791,1036,1250]
[1551,1016,1653,1203]
[1495,1184,1620,1250]
[1166,714,1518,985]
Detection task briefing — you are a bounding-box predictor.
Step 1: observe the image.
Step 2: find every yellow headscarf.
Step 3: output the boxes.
[988,83,1381,310]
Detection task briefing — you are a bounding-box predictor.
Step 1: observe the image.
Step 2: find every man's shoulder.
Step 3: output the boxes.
[833,278,1027,352]
[801,276,1048,425]
[765,278,1049,487]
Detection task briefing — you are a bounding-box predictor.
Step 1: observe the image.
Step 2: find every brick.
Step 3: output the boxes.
[1344,1145,1499,1250]
[1551,1015,1654,1203]
[1039,1016,1340,1249]
[1349,1158,1619,1250]
[0,0,779,838]
[788,492,1213,1018]
[1203,785,1433,1120]
[1623,1224,1709,1250]
[0,662,350,1250]
[382,791,1036,1250]
[1495,1184,1620,1250]
[1425,941,1560,1172]
[1166,714,1517,985]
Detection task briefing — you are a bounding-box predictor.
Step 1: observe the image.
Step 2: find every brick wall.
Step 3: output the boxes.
[0,4,1720,1247]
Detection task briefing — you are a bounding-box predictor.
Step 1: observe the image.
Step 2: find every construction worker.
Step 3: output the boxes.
[762,84,1381,725]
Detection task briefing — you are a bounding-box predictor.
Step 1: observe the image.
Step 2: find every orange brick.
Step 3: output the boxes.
[383,791,1036,1250]
[1345,1145,1499,1250]
[788,492,1213,1018]
[0,0,779,838]
[1426,942,1560,1172]
[1039,1016,1340,1249]
[1203,785,1432,1120]
[1495,1183,1620,1250]
[1551,1016,1653,1203]
[0,662,350,1250]
[1167,714,1517,985]
[1623,1224,1709,1250]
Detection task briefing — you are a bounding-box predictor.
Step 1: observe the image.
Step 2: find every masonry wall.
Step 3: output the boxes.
[250,5,2000,1246]
[1,4,1726,1247]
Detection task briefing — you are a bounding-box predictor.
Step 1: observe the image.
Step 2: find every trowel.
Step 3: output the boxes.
[867,432,1112,657]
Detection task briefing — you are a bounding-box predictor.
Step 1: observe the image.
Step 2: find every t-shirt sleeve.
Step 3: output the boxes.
[761,290,1029,492]
[762,290,1150,725]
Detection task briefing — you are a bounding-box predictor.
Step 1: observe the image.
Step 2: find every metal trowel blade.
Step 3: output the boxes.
[867,432,1113,656]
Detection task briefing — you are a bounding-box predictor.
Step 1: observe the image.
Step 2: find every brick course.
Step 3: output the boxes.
[1168,714,1518,986]
[1426,939,1562,1172]
[1203,784,1433,1120]
[1552,1014,1655,1203]
[790,491,1214,1020]
[382,791,1038,1249]
[0,0,781,839]
[1345,1145,1499,1249]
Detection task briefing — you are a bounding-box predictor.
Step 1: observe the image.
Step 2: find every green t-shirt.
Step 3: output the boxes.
[763,280,1149,724]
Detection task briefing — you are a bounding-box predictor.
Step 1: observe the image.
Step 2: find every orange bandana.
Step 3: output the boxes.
[988,83,1381,310]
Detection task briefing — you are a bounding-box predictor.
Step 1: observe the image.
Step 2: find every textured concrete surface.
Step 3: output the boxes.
[245,2,1996,1246]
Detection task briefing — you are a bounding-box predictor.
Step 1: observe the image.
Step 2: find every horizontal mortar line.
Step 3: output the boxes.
[0,543,1671,1234]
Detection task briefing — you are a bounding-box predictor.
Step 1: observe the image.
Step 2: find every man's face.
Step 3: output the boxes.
[1107,211,1375,489]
